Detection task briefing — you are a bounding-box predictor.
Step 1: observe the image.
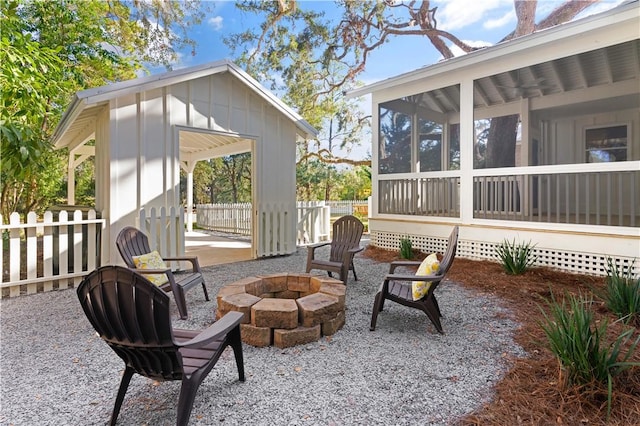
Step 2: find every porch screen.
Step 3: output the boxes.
[379,106,411,174]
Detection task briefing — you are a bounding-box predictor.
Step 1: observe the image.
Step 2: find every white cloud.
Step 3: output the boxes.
[449,39,493,57]
[435,0,511,31]
[484,9,515,30]
[208,16,224,31]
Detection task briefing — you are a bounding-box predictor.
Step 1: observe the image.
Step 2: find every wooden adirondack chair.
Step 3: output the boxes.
[116,226,209,319]
[305,215,364,284]
[370,226,459,334]
[77,265,245,426]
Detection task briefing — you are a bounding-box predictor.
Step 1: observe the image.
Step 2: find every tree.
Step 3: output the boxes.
[180,154,252,205]
[1,0,204,217]
[0,2,71,217]
[225,0,600,170]
[224,1,370,169]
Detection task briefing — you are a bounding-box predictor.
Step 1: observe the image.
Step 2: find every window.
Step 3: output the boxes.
[585,125,627,163]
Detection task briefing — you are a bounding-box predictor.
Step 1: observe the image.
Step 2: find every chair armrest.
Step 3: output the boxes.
[162,256,201,272]
[307,241,332,250]
[385,272,443,282]
[133,268,173,275]
[388,260,422,274]
[176,311,244,348]
[348,246,364,254]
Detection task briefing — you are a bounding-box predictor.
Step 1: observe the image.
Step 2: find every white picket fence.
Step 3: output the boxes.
[326,200,369,216]
[1,201,365,297]
[196,201,332,246]
[137,206,185,261]
[1,209,104,298]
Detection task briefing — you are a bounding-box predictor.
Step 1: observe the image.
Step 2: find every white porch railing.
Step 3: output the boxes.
[379,176,460,217]
[377,163,640,228]
[1,209,104,298]
[472,168,639,226]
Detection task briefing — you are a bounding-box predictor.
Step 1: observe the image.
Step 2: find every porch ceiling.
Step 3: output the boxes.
[416,40,639,114]
[177,127,252,164]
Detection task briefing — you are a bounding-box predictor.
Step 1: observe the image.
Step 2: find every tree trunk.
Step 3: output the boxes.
[486,115,519,168]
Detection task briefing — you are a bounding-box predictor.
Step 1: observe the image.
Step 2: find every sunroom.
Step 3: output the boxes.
[350,2,639,276]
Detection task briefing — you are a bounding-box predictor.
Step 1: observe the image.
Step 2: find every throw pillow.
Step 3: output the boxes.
[412,253,440,301]
[132,250,169,286]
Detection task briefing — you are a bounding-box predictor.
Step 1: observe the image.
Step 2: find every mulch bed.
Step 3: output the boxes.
[362,245,640,425]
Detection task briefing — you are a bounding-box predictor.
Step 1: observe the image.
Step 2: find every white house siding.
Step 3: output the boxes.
[353,4,640,277]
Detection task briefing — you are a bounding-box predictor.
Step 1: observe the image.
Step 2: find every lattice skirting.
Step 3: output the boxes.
[370,231,639,277]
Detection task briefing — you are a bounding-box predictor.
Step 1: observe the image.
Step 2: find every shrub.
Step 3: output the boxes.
[399,237,413,259]
[540,292,639,419]
[601,257,640,326]
[495,239,537,275]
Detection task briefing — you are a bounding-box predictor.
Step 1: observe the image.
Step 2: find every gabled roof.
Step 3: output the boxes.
[52,59,317,149]
[348,0,639,99]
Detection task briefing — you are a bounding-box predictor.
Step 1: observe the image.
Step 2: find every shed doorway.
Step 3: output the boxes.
[177,126,256,263]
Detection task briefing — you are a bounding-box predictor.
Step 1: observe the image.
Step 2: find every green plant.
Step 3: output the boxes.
[540,292,640,419]
[495,238,537,274]
[399,237,413,259]
[601,258,640,326]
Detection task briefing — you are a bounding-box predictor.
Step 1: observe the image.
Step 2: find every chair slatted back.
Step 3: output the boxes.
[438,226,459,276]
[77,266,182,381]
[116,226,153,268]
[329,215,364,263]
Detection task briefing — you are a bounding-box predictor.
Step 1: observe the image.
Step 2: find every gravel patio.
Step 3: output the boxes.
[0,245,525,425]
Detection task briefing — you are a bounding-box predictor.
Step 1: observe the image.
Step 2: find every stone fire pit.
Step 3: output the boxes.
[215,273,346,348]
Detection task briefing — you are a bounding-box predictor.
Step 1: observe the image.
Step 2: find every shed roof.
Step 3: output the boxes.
[52,59,317,150]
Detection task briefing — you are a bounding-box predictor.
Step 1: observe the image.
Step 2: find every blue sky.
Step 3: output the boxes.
[172,0,624,86]
[161,1,625,160]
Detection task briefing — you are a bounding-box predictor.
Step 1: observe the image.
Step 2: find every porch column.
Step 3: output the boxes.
[67,155,75,205]
[179,159,198,232]
[459,79,475,224]
[186,169,194,232]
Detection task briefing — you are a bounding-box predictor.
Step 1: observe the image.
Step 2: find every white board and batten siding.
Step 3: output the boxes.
[103,70,300,261]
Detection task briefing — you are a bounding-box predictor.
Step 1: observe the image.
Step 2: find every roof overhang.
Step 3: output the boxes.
[52,59,317,150]
[347,1,639,99]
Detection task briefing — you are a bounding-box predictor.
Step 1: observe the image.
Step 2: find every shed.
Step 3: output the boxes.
[52,60,317,264]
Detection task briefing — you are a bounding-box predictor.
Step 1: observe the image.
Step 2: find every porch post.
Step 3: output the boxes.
[186,169,194,232]
[459,79,475,224]
[67,154,75,205]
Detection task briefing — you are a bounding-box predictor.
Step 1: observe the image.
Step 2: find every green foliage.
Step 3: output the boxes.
[226,1,370,169]
[495,239,537,275]
[183,154,252,205]
[399,237,413,260]
[600,258,640,326]
[1,0,203,216]
[540,292,640,419]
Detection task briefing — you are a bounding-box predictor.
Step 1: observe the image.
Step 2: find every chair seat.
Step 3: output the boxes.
[161,272,204,292]
[174,329,226,375]
[387,280,413,301]
[308,259,342,270]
